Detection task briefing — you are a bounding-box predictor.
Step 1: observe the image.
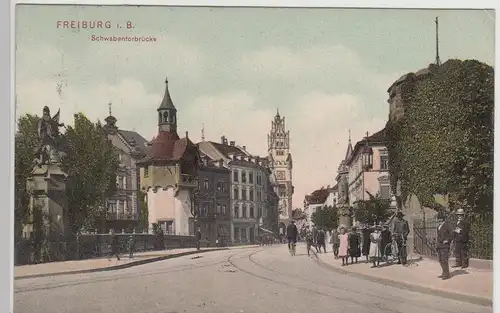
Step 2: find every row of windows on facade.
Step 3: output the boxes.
[233,205,263,219]
[233,187,267,202]
[199,179,229,193]
[107,199,134,213]
[194,203,228,216]
[352,182,391,201]
[351,154,389,179]
[233,170,264,185]
[275,150,285,156]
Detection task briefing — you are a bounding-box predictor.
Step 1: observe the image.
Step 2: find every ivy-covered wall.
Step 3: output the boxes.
[385,59,494,213]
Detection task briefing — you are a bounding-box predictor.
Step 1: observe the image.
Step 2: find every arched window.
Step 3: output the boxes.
[163,111,169,123]
[158,112,162,123]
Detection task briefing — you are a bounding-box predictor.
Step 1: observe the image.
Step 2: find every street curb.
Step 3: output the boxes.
[15,248,229,280]
[314,254,492,307]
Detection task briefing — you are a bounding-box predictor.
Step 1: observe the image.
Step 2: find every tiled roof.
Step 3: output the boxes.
[118,130,148,153]
[305,187,332,205]
[138,131,196,164]
[208,141,246,158]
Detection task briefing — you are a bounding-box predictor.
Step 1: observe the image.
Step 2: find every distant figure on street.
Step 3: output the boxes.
[305,228,316,256]
[330,228,340,259]
[392,211,410,265]
[453,209,470,269]
[348,226,361,264]
[316,229,327,253]
[436,210,454,280]
[338,226,349,266]
[195,227,202,251]
[127,235,135,259]
[369,225,382,268]
[286,220,298,250]
[361,225,372,262]
[108,230,121,261]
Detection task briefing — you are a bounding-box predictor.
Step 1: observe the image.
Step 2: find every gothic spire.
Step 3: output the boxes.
[158,76,176,111]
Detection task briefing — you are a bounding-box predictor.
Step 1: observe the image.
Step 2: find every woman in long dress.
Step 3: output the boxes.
[348,226,361,264]
[338,226,349,266]
[361,226,371,262]
[369,225,383,268]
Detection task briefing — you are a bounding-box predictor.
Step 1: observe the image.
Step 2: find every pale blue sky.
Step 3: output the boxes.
[15,5,495,207]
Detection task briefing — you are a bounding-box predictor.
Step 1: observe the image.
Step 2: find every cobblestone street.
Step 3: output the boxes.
[14,245,492,313]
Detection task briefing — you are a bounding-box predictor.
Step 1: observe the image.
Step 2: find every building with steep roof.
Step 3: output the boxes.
[267,109,294,234]
[103,103,148,232]
[137,78,200,235]
[197,138,272,244]
[345,129,392,208]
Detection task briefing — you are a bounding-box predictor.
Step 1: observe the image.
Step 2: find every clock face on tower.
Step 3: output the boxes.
[277,170,285,180]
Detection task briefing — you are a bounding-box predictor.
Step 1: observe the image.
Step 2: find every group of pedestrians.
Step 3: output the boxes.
[330,211,410,268]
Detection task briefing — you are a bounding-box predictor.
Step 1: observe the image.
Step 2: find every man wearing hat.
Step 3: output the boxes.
[436,210,454,280]
[392,211,410,265]
[453,209,470,268]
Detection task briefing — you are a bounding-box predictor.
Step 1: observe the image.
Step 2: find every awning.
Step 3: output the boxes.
[259,227,275,234]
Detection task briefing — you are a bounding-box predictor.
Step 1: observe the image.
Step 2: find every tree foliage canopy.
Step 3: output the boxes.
[385,60,494,213]
[14,112,119,236]
[311,206,338,230]
[292,208,307,221]
[354,192,392,225]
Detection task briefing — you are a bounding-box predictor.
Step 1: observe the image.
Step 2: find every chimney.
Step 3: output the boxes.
[242,145,246,150]
[230,141,235,146]
[221,136,226,144]
[185,131,189,139]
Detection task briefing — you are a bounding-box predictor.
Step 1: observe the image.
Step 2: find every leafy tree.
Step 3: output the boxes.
[62,113,119,234]
[292,208,307,221]
[14,115,40,240]
[354,192,392,226]
[311,206,338,230]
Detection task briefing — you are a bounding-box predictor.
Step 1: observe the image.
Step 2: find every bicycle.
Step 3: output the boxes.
[384,234,418,267]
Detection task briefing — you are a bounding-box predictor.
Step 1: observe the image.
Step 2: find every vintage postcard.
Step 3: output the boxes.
[13,4,494,313]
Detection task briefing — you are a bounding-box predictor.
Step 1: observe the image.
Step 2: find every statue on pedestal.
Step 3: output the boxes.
[33,106,66,167]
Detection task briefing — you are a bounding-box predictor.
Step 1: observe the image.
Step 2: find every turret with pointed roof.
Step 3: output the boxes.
[158,77,177,133]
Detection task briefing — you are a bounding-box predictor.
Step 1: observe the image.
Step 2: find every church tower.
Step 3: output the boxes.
[268,109,294,226]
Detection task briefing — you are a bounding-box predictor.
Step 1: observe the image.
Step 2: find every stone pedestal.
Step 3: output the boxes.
[338,204,352,229]
[26,164,69,260]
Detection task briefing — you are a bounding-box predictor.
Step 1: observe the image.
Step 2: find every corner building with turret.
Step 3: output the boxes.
[137,78,200,235]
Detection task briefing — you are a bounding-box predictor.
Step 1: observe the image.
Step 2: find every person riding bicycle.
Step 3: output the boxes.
[286,220,298,250]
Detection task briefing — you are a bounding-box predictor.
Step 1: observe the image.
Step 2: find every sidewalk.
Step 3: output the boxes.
[316,252,492,306]
[15,245,258,280]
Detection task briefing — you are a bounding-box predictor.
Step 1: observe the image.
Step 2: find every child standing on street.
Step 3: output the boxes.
[338,227,349,266]
[369,225,383,268]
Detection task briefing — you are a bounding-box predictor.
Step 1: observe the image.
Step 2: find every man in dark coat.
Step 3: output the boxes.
[453,209,470,268]
[436,210,454,280]
[392,211,410,265]
[195,227,202,251]
[316,229,327,253]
